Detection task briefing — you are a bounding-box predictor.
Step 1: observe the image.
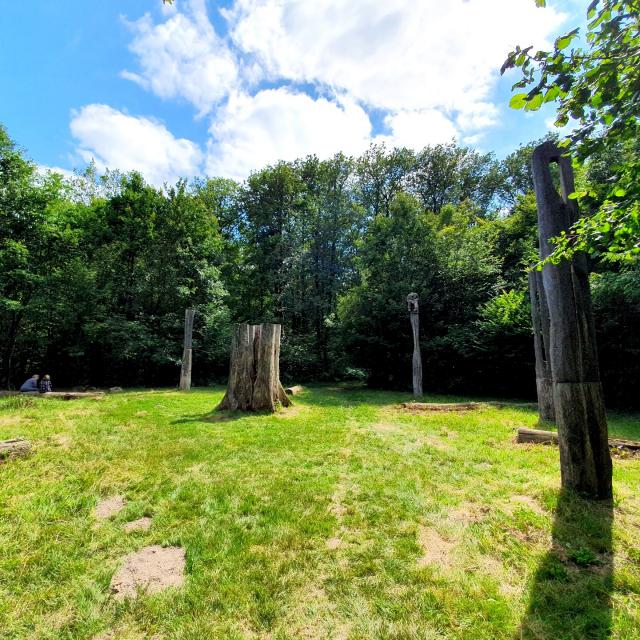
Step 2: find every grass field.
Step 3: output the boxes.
[1,386,639,640]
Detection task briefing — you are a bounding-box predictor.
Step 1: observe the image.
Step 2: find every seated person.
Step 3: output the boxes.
[39,374,52,393]
[19,374,40,392]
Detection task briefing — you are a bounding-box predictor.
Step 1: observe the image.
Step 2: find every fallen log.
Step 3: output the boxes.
[0,438,32,460]
[517,428,640,452]
[486,401,539,410]
[403,402,482,412]
[285,385,304,396]
[41,391,105,400]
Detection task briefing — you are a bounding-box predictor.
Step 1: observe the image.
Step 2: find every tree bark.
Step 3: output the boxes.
[217,323,291,412]
[0,438,31,460]
[179,308,195,391]
[532,142,612,499]
[528,270,555,422]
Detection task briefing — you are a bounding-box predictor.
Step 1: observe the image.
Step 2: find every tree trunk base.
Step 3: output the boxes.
[217,323,291,413]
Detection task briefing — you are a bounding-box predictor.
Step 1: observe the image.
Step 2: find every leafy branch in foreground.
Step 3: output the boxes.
[503,0,640,263]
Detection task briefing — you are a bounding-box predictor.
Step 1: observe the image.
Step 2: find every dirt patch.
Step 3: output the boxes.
[93,495,126,520]
[417,525,455,569]
[110,545,186,601]
[124,517,153,533]
[329,483,347,519]
[326,537,342,550]
[448,503,489,526]
[53,434,72,448]
[503,494,546,517]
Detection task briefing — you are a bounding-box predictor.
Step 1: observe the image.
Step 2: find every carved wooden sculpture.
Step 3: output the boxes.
[532,141,612,499]
[179,308,195,391]
[407,293,423,398]
[528,270,555,422]
[217,323,291,412]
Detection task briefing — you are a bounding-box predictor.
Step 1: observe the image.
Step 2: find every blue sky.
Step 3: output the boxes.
[0,0,585,185]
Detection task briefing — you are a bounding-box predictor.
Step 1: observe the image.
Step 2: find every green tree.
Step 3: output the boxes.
[503,0,640,262]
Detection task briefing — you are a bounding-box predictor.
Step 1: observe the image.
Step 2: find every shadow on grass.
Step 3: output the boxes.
[517,490,613,639]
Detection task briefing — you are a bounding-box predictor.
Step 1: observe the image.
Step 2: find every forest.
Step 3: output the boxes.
[2,123,638,407]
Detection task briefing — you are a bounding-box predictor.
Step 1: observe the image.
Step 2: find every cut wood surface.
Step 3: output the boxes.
[403,402,482,412]
[0,438,32,460]
[284,385,304,395]
[517,428,640,452]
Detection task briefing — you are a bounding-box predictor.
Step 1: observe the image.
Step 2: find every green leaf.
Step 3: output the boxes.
[614,187,627,197]
[535,0,546,6]
[509,93,528,109]
[524,92,544,111]
[556,34,574,50]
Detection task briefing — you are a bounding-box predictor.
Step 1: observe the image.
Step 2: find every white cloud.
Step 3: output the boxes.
[122,0,238,116]
[379,110,458,149]
[205,88,373,180]
[225,0,566,116]
[37,165,75,180]
[70,104,203,186]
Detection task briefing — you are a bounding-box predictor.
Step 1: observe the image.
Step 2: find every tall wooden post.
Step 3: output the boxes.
[528,270,555,422]
[532,142,612,499]
[217,323,291,412]
[179,308,195,391]
[407,293,423,398]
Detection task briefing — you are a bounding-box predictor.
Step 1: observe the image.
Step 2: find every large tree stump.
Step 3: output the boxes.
[407,293,423,398]
[528,270,555,422]
[532,142,612,500]
[179,308,195,391]
[217,323,291,412]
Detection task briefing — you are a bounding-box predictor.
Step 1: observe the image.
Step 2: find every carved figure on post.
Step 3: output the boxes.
[407,293,423,398]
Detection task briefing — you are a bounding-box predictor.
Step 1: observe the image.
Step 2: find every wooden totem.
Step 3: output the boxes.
[217,323,291,412]
[532,141,612,499]
[528,270,555,422]
[407,293,423,398]
[179,308,195,391]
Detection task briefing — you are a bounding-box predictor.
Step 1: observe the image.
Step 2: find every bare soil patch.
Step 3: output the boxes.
[417,525,455,569]
[124,517,152,533]
[326,537,342,550]
[93,495,126,520]
[110,545,186,601]
[503,494,545,517]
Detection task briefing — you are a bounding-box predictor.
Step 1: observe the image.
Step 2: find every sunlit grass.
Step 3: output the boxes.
[0,387,638,639]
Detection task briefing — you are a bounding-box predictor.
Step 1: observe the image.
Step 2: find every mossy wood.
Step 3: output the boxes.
[217,323,291,412]
[532,142,612,499]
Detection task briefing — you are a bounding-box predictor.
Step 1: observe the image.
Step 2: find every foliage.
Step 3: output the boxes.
[503,0,640,262]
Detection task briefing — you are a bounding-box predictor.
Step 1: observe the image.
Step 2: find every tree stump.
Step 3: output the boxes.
[179,308,195,391]
[528,270,555,422]
[407,293,423,398]
[0,438,31,460]
[217,323,291,412]
[532,142,612,500]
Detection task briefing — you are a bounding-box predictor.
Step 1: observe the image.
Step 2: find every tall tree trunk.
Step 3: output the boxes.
[528,270,555,422]
[217,323,291,412]
[179,308,195,391]
[532,142,612,500]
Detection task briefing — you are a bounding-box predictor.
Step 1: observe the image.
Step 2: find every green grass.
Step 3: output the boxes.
[0,387,639,639]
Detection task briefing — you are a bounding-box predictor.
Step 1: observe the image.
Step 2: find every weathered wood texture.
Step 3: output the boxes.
[517,427,640,452]
[285,385,304,395]
[403,402,481,412]
[528,270,555,422]
[179,308,195,391]
[407,293,423,398]
[0,438,31,460]
[217,323,291,412]
[532,142,612,499]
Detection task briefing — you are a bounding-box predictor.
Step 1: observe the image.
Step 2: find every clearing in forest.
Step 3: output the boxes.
[1,387,639,639]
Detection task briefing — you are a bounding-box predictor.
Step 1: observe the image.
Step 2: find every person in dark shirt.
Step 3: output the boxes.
[39,374,52,393]
[19,375,39,392]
